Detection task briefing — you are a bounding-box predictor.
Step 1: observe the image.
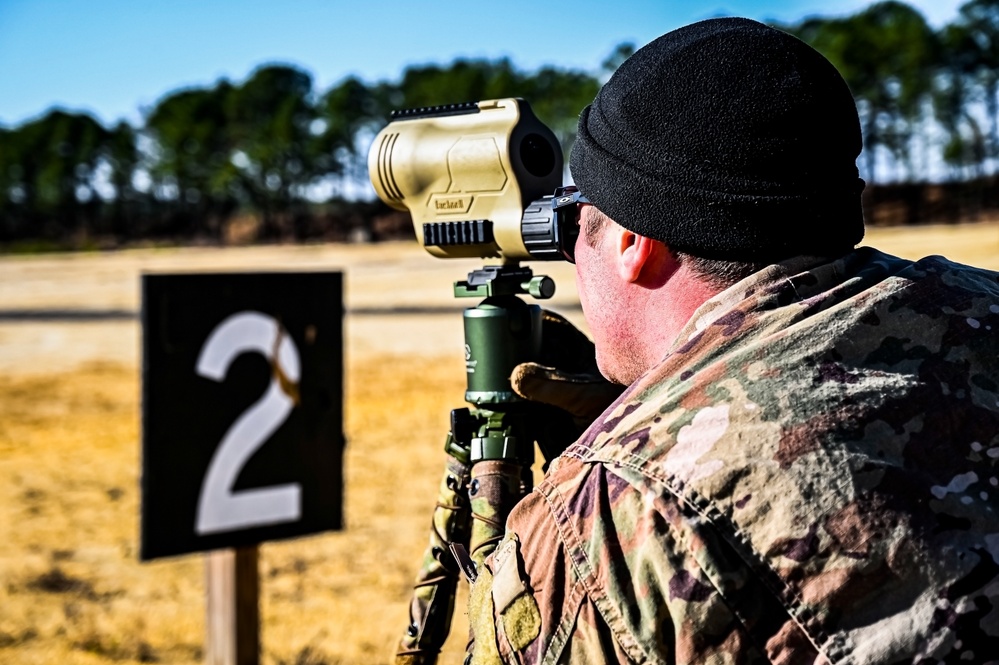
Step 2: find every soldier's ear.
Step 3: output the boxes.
[617,229,671,285]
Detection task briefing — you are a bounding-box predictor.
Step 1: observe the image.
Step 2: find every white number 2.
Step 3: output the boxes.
[194,311,302,535]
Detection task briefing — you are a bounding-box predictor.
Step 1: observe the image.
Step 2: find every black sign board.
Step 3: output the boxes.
[141,272,344,560]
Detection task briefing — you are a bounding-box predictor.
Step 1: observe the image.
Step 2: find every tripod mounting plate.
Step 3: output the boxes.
[454,265,555,300]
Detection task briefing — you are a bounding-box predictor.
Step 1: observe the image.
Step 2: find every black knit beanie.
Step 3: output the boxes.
[571,17,865,261]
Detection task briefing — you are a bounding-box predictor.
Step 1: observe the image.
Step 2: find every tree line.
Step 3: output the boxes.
[0,0,997,249]
[779,0,999,184]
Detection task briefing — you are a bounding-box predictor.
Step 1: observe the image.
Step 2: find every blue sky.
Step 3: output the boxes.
[0,0,965,129]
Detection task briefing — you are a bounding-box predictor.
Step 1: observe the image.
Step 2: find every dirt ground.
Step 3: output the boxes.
[1,224,997,664]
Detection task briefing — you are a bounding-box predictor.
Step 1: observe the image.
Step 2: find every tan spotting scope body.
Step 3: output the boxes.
[367,98,574,262]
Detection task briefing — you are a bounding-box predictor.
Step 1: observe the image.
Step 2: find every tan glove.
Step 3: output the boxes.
[510,309,625,433]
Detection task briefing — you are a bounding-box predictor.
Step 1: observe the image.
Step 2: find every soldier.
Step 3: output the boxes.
[467,16,999,664]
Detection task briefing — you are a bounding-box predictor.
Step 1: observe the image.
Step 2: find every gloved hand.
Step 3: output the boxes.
[511,310,625,462]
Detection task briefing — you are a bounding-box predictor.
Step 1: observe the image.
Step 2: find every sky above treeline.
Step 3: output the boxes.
[0,0,965,129]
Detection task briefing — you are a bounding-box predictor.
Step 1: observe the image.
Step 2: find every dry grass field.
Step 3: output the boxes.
[1,223,998,665]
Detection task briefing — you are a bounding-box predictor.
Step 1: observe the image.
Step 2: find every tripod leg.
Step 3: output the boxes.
[394,453,472,665]
[468,459,531,567]
[459,458,532,661]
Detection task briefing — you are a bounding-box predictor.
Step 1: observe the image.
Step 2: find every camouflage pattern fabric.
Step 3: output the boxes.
[468,247,999,664]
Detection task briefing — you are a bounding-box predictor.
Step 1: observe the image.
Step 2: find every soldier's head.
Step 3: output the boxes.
[568,17,866,383]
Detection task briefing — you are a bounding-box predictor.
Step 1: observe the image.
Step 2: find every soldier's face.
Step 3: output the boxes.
[574,205,631,383]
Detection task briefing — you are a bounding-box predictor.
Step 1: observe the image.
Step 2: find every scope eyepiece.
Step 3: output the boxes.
[519,186,586,262]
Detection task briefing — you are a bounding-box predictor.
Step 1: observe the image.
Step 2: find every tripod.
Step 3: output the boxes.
[393,264,557,664]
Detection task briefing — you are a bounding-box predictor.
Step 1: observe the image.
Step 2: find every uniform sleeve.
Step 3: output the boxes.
[467,457,782,664]
[467,477,632,665]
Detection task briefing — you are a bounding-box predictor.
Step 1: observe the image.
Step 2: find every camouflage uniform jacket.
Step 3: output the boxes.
[468,248,999,664]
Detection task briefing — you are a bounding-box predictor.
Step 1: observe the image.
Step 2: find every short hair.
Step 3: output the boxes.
[670,251,770,290]
[583,206,610,248]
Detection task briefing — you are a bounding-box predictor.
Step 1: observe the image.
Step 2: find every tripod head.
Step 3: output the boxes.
[444,262,575,468]
[456,264,551,406]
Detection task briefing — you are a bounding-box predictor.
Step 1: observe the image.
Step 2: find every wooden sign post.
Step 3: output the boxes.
[139,272,345,665]
[206,547,260,665]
